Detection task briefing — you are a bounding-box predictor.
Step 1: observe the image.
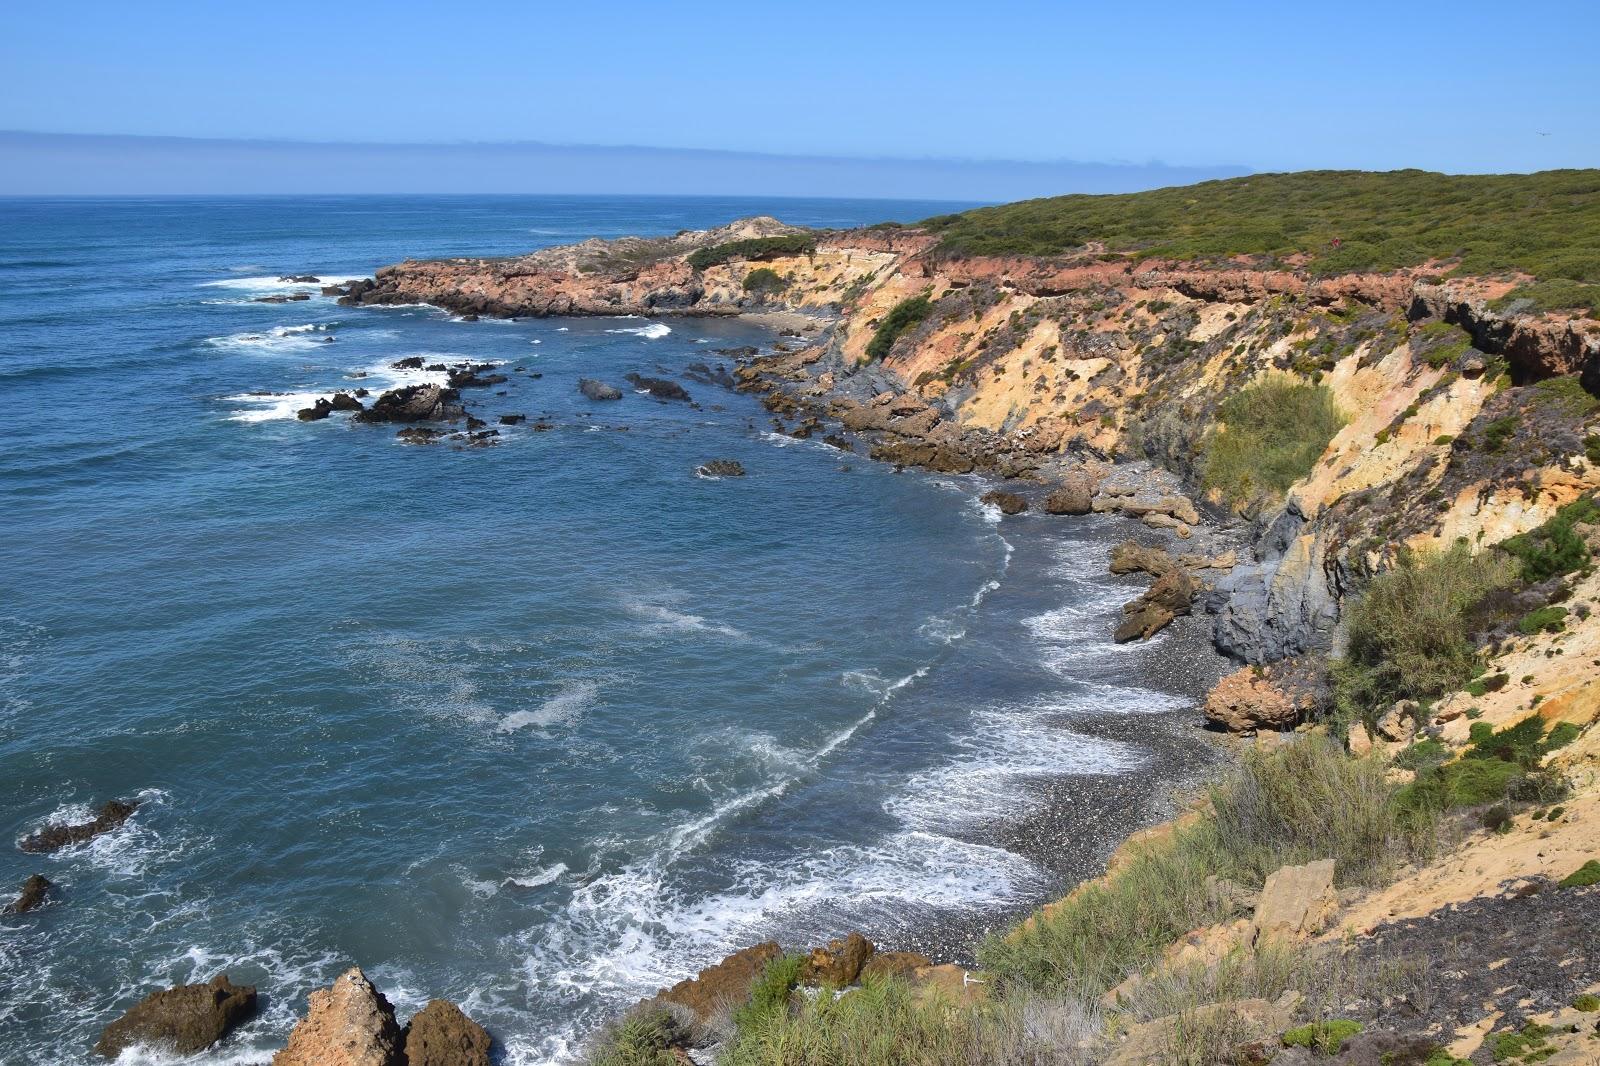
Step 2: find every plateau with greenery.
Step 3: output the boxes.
[922,169,1600,313]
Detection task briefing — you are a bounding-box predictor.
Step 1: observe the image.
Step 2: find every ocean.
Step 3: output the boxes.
[0,195,1217,1064]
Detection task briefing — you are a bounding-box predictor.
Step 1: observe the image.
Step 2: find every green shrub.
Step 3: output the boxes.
[865,294,934,360]
[1201,376,1345,508]
[1545,722,1581,749]
[1393,738,1449,771]
[742,267,787,294]
[1332,544,1519,726]
[1482,415,1519,451]
[1572,993,1600,1011]
[585,1010,686,1066]
[1282,1019,1364,1053]
[687,234,816,271]
[1517,605,1568,634]
[733,954,806,1031]
[1498,494,1600,582]
[1490,1022,1554,1062]
[1560,859,1600,887]
[1465,714,1565,766]
[982,737,1430,998]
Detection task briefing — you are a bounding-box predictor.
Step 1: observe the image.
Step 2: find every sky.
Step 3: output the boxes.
[2,0,1596,198]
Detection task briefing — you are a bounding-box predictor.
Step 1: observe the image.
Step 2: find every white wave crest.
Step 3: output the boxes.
[604,322,671,339]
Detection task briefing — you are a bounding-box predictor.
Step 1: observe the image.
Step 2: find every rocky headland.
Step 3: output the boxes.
[315,173,1600,1064]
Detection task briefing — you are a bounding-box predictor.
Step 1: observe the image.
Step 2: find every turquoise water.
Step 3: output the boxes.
[0,196,1209,1064]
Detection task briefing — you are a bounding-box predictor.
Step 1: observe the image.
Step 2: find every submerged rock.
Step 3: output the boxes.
[696,459,746,478]
[578,378,623,401]
[18,799,138,853]
[273,967,400,1066]
[400,999,491,1066]
[95,974,257,1059]
[2,873,52,914]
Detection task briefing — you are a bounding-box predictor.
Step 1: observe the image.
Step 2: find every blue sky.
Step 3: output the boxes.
[2,1,1595,197]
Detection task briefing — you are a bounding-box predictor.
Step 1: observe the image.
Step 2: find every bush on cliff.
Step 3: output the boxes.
[1332,543,1519,730]
[742,267,787,295]
[865,294,934,360]
[1498,494,1599,583]
[1201,377,1344,509]
[687,235,816,271]
[980,737,1428,999]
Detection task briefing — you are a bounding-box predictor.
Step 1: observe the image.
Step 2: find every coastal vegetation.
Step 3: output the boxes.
[687,234,817,271]
[865,294,934,360]
[1200,377,1344,508]
[922,169,1600,312]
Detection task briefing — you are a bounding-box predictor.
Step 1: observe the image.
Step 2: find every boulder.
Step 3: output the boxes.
[395,427,445,445]
[579,378,624,401]
[273,967,401,1066]
[353,385,464,424]
[1204,667,1303,732]
[1375,700,1419,743]
[3,873,52,914]
[696,460,746,478]
[297,399,334,421]
[1114,567,1195,643]
[19,799,138,853]
[1251,859,1337,944]
[1042,472,1096,515]
[650,942,782,1026]
[446,367,508,389]
[390,357,425,370]
[624,373,690,401]
[801,932,875,988]
[1106,997,1296,1066]
[399,1000,491,1066]
[329,393,364,413]
[498,414,526,425]
[859,951,934,982]
[1109,540,1175,576]
[869,440,976,474]
[95,975,257,1059]
[979,490,1028,515]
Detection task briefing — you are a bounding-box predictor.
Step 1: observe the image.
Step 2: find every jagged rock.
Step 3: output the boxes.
[1042,472,1096,515]
[353,385,464,424]
[1114,566,1195,642]
[1251,860,1337,944]
[649,942,782,1025]
[823,434,853,452]
[980,489,1028,515]
[297,398,334,421]
[95,975,257,1059]
[395,427,444,445]
[624,373,690,401]
[1211,502,1340,664]
[579,378,623,401]
[446,367,508,389]
[498,414,525,425]
[801,932,875,987]
[273,967,401,1066]
[19,799,138,853]
[1376,700,1419,743]
[399,1000,491,1066]
[278,275,320,284]
[330,393,364,412]
[3,874,52,914]
[390,356,424,370]
[1204,666,1303,732]
[1109,540,1175,576]
[870,440,975,474]
[696,460,746,478]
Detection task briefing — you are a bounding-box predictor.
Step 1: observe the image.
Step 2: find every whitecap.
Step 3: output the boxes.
[498,680,601,733]
[199,273,362,293]
[624,601,745,641]
[507,862,569,890]
[604,322,671,339]
[204,324,331,354]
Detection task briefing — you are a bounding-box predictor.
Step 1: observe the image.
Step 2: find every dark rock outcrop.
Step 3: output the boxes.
[696,460,746,478]
[95,975,257,1059]
[353,385,464,424]
[1115,566,1197,643]
[399,1000,491,1066]
[330,393,364,412]
[980,489,1028,515]
[3,874,52,914]
[19,799,138,853]
[624,373,691,401]
[579,378,623,401]
[297,399,334,421]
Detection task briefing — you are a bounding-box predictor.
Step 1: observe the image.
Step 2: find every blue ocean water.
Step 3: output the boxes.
[0,196,1213,1064]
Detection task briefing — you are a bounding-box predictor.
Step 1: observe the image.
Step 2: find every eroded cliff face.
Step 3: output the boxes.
[345,219,1600,665]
